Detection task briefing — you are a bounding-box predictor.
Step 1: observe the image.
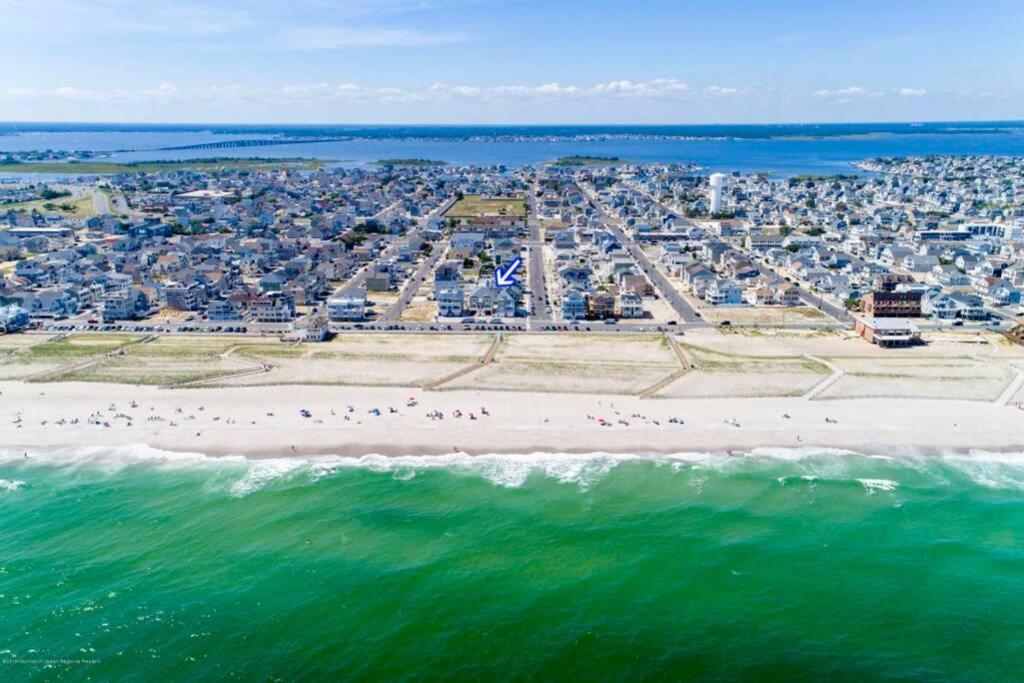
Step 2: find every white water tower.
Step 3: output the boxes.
[709,173,726,214]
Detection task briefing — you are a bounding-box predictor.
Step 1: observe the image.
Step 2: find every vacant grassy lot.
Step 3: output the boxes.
[446,334,679,395]
[18,334,143,362]
[0,334,46,352]
[819,355,1016,402]
[445,194,527,218]
[656,343,829,398]
[228,333,494,388]
[0,334,143,380]
[2,196,95,218]
[49,336,266,385]
[549,156,623,166]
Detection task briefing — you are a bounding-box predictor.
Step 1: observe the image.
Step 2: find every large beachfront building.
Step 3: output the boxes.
[860,290,923,318]
[855,317,922,347]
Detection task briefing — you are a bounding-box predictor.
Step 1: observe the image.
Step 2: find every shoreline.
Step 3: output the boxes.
[4,380,1024,460]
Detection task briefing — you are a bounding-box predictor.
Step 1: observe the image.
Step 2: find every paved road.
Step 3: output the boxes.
[577,182,707,326]
[380,237,449,322]
[354,197,456,321]
[750,256,854,324]
[113,192,131,216]
[373,199,404,221]
[525,189,552,322]
[332,202,431,299]
[630,183,854,326]
[90,188,111,215]
[334,243,391,298]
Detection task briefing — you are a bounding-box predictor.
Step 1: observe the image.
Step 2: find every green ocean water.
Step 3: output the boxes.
[2,447,1024,681]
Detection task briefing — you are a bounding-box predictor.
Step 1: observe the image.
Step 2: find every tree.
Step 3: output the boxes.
[39,187,71,200]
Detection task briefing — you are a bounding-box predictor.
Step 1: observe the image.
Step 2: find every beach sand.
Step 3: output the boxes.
[3,380,1024,458]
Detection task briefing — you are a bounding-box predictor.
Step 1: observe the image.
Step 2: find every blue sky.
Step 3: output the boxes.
[1,0,1022,123]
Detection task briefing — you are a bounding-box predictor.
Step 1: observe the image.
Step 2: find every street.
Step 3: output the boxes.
[577,181,707,326]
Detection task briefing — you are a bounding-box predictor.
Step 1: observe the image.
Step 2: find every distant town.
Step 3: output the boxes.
[2,155,1024,349]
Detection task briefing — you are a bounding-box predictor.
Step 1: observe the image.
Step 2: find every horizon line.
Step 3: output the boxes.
[1,118,1023,128]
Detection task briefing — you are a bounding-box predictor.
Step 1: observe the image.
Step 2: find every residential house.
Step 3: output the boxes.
[588,291,616,319]
[163,281,208,311]
[247,292,295,323]
[618,292,644,318]
[327,290,367,322]
[436,286,464,318]
[287,315,330,342]
[102,287,151,322]
[705,279,743,305]
[0,305,29,332]
[561,288,588,321]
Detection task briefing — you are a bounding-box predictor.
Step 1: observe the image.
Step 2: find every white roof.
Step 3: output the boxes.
[857,316,919,332]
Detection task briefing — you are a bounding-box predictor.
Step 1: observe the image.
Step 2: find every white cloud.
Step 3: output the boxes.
[898,87,927,97]
[0,78,711,108]
[704,86,738,97]
[649,78,691,93]
[812,86,884,103]
[590,79,689,97]
[425,79,692,101]
[536,82,580,95]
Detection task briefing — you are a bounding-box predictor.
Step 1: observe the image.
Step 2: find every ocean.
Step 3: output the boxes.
[3,447,1024,680]
[4,121,1024,175]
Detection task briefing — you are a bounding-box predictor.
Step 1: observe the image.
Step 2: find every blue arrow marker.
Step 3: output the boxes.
[494,257,522,288]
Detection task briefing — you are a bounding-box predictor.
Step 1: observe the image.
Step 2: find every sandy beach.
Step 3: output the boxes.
[5,329,1024,458]
[3,379,1024,458]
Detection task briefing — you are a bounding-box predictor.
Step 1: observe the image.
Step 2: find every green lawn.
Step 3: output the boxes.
[445,194,527,218]
[1,196,95,217]
[374,158,447,167]
[17,334,144,363]
[549,156,623,166]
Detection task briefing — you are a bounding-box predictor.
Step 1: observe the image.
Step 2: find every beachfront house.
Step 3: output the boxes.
[208,299,243,321]
[705,279,743,305]
[163,281,208,311]
[102,288,152,323]
[562,288,588,320]
[0,304,29,332]
[433,260,462,297]
[588,291,616,320]
[287,315,331,342]
[618,292,644,318]
[437,286,465,318]
[468,285,516,318]
[246,292,295,323]
[327,290,367,322]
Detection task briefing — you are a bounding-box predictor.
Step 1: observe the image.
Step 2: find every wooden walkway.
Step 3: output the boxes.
[423,333,502,390]
[638,336,693,399]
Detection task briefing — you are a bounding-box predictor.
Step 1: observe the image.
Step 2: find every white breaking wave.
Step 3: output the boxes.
[229,459,307,497]
[857,478,899,494]
[3,445,1024,496]
[0,478,24,491]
